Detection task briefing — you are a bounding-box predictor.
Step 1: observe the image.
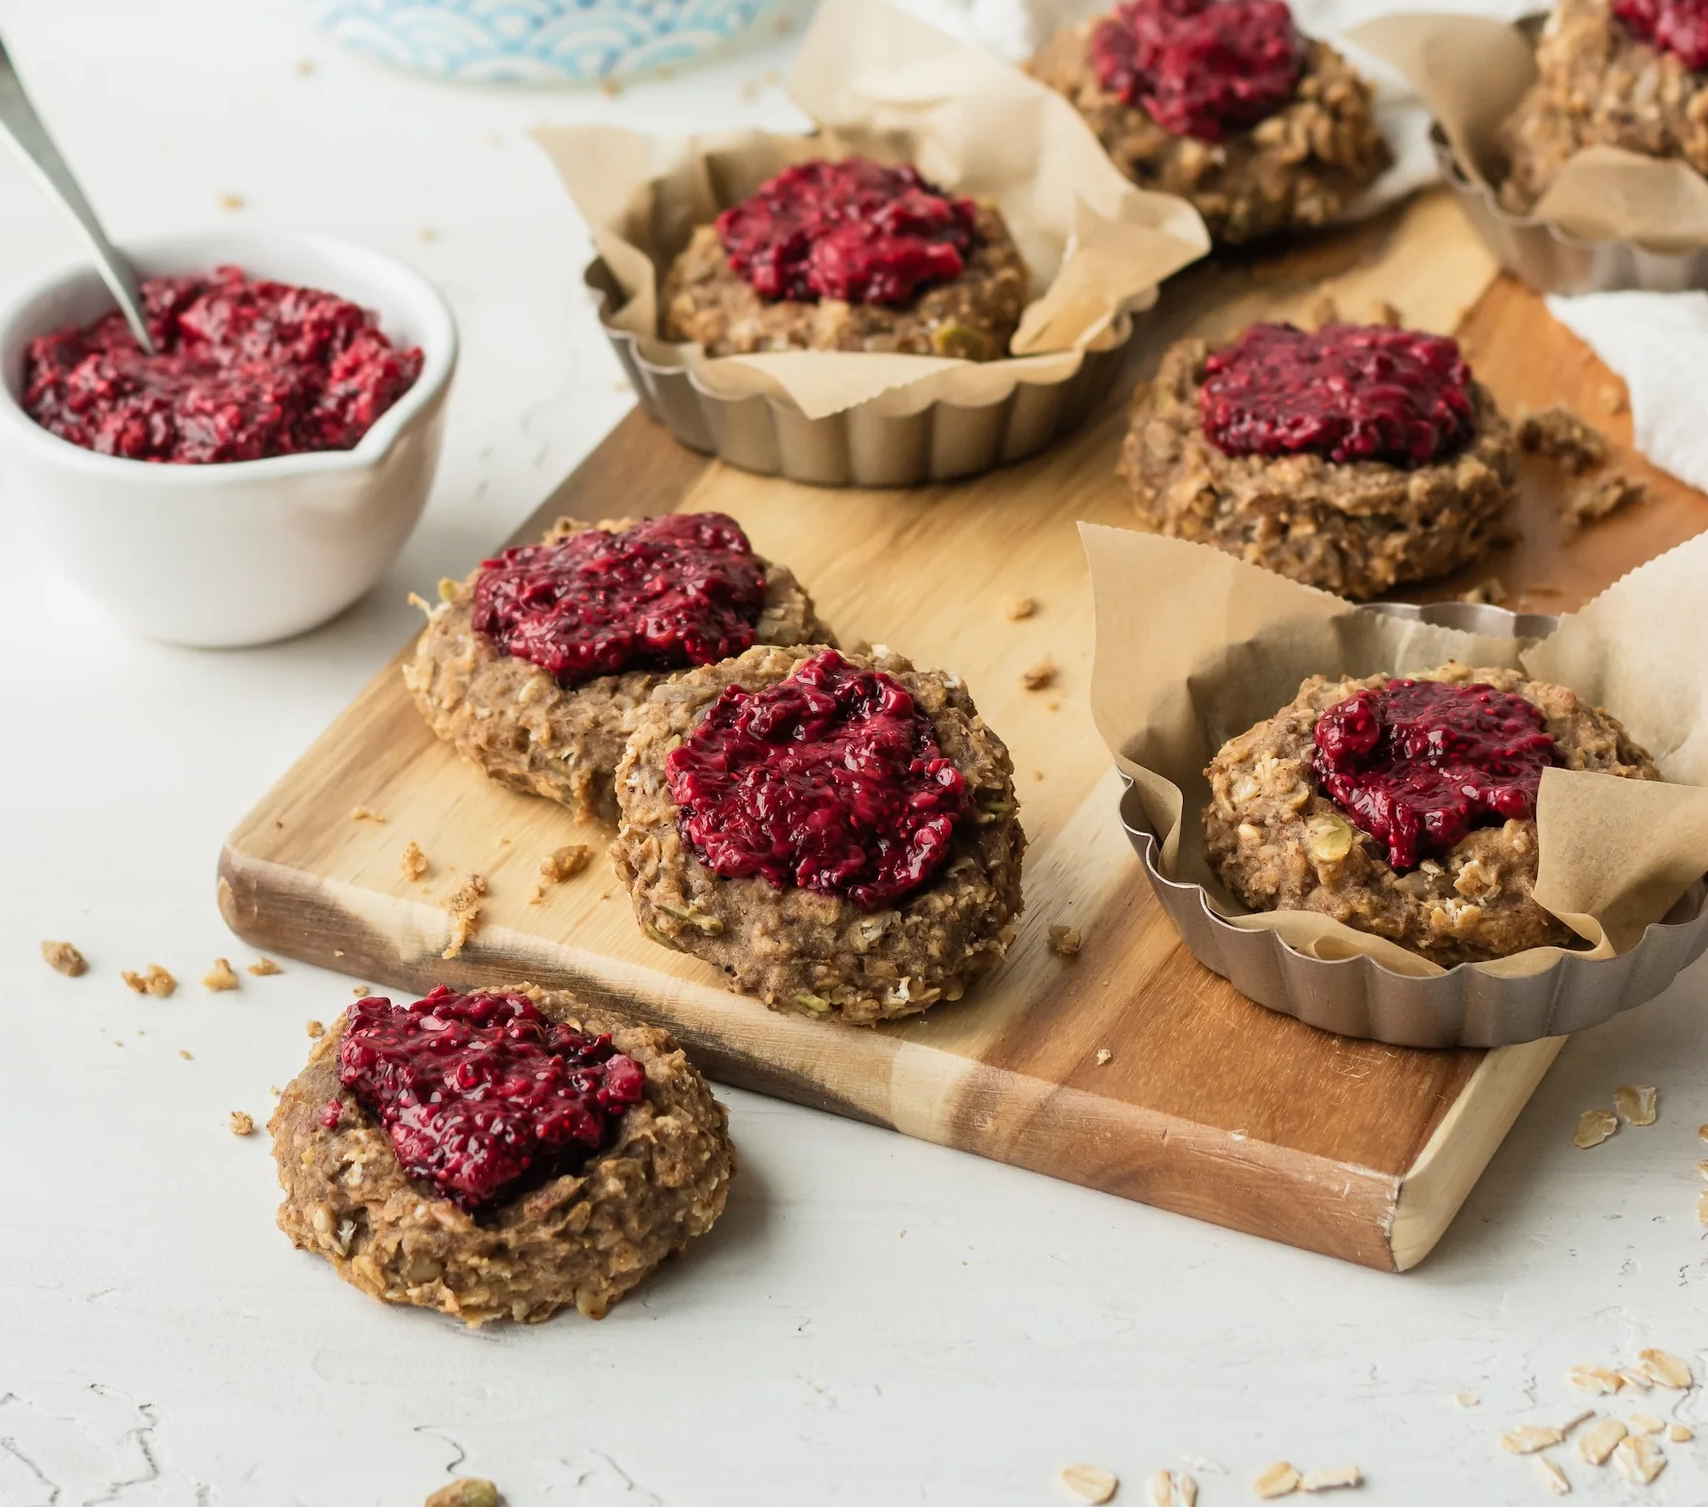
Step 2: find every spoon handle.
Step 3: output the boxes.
[0,30,155,353]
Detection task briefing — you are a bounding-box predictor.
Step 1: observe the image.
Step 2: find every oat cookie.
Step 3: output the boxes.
[1204,662,1660,964]
[271,985,734,1326]
[1029,7,1390,245]
[1119,329,1518,600]
[612,644,1025,1024]
[406,513,830,823]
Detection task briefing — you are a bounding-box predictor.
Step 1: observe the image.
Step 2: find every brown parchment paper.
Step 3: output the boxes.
[532,0,1209,421]
[1083,524,1708,978]
[1348,12,1708,250]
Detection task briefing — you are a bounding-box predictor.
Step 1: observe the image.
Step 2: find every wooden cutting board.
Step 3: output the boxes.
[219,191,1708,1272]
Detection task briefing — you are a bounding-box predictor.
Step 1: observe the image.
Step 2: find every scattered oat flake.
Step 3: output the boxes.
[248,957,281,976]
[306,1019,325,1038]
[1058,1464,1118,1503]
[1003,593,1037,620]
[539,844,591,883]
[1048,923,1083,957]
[1578,1417,1627,1464]
[1502,1426,1565,1454]
[1095,1048,1113,1066]
[1531,1456,1570,1496]
[202,957,240,991]
[229,1110,255,1136]
[1669,1424,1692,1442]
[1021,658,1057,691]
[1454,1392,1481,1408]
[1618,1368,1654,1391]
[1613,1434,1666,1483]
[1254,1461,1301,1498]
[1629,1413,1664,1435]
[442,873,486,960]
[1699,1123,1708,1141]
[1300,1466,1360,1492]
[1147,1470,1174,1507]
[419,226,439,242]
[400,840,430,880]
[41,940,87,976]
[1637,1348,1693,1389]
[1558,1410,1597,1435]
[178,1049,192,1060]
[351,805,386,822]
[217,193,245,211]
[122,964,176,998]
[1613,1084,1657,1126]
[423,1481,500,1507]
[1573,1108,1617,1148]
[1565,1365,1623,1395]
[296,57,316,75]
[598,77,621,96]
[352,984,369,997]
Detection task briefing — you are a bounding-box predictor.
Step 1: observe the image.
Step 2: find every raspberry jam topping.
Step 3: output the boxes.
[715,158,978,306]
[471,512,768,686]
[1312,679,1559,872]
[23,265,423,463]
[1200,322,1477,468]
[1614,0,1708,70]
[1090,0,1303,142]
[664,648,970,911]
[337,986,645,1212]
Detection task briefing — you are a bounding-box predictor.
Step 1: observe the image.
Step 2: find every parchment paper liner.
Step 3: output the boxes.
[1085,525,1708,1046]
[535,0,1208,483]
[1352,11,1708,291]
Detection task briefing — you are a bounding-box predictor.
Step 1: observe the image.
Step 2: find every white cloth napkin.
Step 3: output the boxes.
[1546,292,1708,492]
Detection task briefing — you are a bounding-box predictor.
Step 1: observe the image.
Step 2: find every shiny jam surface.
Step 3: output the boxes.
[715,158,978,306]
[664,648,970,911]
[337,986,645,1212]
[1312,679,1559,872]
[1614,0,1708,69]
[1089,0,1303,141]
[471,512,768,686]
[1200,321,1476,468]
[23,266,422,463]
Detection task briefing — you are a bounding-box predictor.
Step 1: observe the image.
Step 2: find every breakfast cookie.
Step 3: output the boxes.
[271,984,735,1325]
[406,512,831,822]
[1498,0,1708,212]
[612,644,1025,1024]
[1119,322,1518,599]
[1204,662,1661,965]
[1029,0,1390,245]
[661,157,1029,361]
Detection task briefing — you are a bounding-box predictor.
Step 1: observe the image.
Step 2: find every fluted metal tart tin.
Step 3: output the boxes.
[586,258,1134,488]
[1118,600,1708,1049]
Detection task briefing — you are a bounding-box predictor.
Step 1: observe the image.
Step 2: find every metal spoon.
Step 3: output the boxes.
[0,28,155,352]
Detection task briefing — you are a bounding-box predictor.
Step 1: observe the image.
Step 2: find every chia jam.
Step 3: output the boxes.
[1090,0,1304,141]
[715,157,978,305]
[23,265,422,463]
[337,986,646,1212]
[1312,679,1559,872]
[471,512,769,686]
[1614,0,1708,69]
[664,648,970,911]
[1200,321,1477,468]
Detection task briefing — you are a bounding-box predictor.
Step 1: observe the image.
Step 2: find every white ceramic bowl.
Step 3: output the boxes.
[0,230,457,647]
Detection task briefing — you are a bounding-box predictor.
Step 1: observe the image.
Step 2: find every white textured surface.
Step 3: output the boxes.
[3,4,1708,1506]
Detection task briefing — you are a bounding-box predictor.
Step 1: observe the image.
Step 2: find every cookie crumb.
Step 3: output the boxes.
[1254,1461,1302,1498]
[400,840,430,880]
[1003,593,1037,620]
[41,940,87,976]
[539,844,592,883]
[1047,923,1083,957]
[1021,658,1057,691]
[419,226,439,242]
[598,77,621,96]
[229,1110,255,1136]
[122,964,176,998]
[1058,1464,1117,1504]
[1530,1456,1570,1496]
[1613,1084,1657,1126]
[1299,1465,1361,1491]
[295,58,316,75]
[1564,471,1647,526]
[202,958,240,992]
[1517,404,1609,473]
[1458,580,1508,607]
[443,874,487,960]
[1573,1108,1617,1148]
[351,805,386,822]
[306,1019,325,1038]
[248,957,282,976]
[1095,1048,1113,1066]
[352,984,369,997]
[423,1481,501,1507]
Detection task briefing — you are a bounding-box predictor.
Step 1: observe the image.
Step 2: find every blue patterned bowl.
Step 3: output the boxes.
[307,0,779,83]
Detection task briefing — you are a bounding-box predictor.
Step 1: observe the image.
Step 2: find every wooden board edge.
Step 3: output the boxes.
[218,838,1415,1270]
[1387,1035,1567,1271]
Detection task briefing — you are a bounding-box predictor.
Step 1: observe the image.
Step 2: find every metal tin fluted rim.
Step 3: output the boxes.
[584,258,1137,488]
[1118,600,1708,1048]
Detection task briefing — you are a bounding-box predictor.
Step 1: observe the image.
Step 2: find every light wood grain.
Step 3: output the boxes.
[219,191,1708,1271]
